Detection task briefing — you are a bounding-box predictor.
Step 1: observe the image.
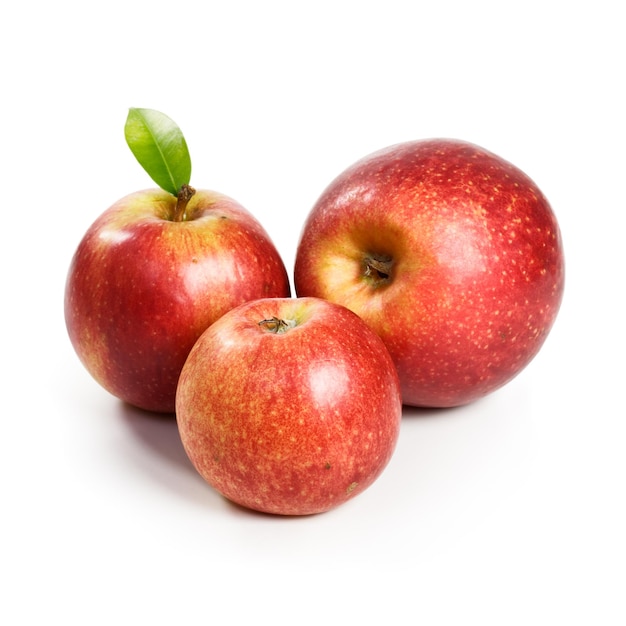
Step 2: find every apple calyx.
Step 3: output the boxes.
[258,316,297,334]
[173,184,197,222]
[363,253,394,287]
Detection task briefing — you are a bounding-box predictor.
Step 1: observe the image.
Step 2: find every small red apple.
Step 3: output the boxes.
[175,297,402,515]
[65,109,290,412]
[294,139,565,408]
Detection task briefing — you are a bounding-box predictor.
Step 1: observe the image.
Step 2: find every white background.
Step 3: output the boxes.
[2,1,624,624]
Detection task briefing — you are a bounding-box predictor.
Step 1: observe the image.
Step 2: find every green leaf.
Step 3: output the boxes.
[124,108,192,196]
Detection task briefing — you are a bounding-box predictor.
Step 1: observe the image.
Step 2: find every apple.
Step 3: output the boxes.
[175,297,402,515]
[294,139,565,408]
[65,189,291,413]
[65,109,290,412]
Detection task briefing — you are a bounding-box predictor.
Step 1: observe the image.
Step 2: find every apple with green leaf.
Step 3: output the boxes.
[294,139,565,408]
[65,108,290,413]
[175,297,402,515]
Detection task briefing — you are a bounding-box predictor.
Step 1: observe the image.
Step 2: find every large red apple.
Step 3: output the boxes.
[65,188,290,412]
[294,139,565,407]
[175,297,402,515]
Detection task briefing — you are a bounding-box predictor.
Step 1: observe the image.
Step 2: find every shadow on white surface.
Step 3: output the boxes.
[114,401,229,511]
[116,403,186,469]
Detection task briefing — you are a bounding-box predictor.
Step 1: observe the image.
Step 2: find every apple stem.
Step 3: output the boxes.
[363,254,394,286]
[258,317,297,334]
[173,184,196,222]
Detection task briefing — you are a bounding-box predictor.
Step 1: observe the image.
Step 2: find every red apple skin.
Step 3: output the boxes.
[175,297,402,516]
[294,139,565,408]
[65,188,290,413]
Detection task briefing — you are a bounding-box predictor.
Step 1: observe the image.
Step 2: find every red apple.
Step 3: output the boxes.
[294,139,565,407]
[175,297,402,515]
[65,188,290,412]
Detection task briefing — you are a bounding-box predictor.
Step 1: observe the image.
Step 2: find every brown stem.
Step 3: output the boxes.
[363,254,394,286]
[258,317,296,334]
[173,184,196,222]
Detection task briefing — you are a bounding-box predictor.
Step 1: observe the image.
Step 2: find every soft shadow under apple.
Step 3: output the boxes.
[401,404,468,420]
[117,403,189,468]
[116,401,227,509]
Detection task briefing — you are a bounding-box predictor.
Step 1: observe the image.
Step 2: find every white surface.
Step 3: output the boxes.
[2,1,624,624]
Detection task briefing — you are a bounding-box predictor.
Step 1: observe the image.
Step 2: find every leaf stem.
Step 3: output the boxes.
[173,184,196,222]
